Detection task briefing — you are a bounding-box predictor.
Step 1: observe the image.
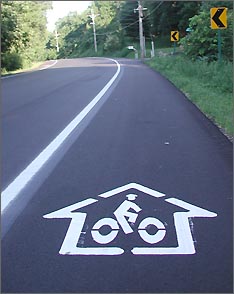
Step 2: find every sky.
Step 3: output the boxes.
[47,1,91,32]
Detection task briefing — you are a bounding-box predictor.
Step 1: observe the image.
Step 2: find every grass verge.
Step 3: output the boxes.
[1,61,44,76]
[145,53,233,139]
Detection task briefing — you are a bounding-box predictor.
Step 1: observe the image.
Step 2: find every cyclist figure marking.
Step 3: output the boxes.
[113,194,142,234]
[91,194,166,245]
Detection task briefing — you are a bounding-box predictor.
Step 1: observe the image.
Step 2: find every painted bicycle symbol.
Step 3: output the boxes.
[43,182,218,255]
[91,194,166,245]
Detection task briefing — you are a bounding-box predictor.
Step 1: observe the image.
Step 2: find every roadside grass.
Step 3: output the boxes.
[1,61,44,76]
[145,52,233,138]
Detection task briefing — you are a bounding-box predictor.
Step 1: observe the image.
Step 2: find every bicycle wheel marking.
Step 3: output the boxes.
[91,218,119,244]
[138,217,166,244]
[43,183,217,255]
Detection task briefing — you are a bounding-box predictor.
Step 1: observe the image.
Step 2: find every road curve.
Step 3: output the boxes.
[1,57,232,293]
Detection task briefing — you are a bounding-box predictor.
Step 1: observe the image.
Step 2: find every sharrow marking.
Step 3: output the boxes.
[1,58,121,213]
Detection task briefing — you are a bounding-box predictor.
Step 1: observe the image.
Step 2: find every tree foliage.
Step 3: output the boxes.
[1,0,232,69]
[1,1,52,71]
[180,1,233,61]
[145,1,201,36]
[119,1,139,39]
[55,0,208,57]
[56,1,123,57]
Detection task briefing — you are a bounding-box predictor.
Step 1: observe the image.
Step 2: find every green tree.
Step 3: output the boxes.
[56,1,123,58]
[45,32,58,60]
[1,1,19,53]
[1,1,52,71]
[93,1,123,53]
[180,2,233,61]
[56,10,92,58]
[119,1,139,40]
[146,1,201,36]
[176,1,201,33]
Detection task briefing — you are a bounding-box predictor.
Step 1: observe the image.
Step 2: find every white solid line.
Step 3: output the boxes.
[1,60,58,79]
[1,58,121,213]
[1,71,32,79]
[39,60,58,71]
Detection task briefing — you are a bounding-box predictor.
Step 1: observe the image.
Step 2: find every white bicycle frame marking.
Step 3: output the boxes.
[91,194,166,245]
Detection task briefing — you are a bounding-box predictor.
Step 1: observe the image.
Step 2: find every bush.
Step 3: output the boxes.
[103,34,121,52]
[45,49,58,60]
[1,52,23,71]
[155,35,171,48]
[180,8,233,62]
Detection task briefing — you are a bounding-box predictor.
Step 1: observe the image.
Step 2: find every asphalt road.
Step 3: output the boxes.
[1,57,233,293]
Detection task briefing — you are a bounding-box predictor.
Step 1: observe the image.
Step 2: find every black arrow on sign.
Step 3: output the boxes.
[212,8,225,28]
[172,32,178,41]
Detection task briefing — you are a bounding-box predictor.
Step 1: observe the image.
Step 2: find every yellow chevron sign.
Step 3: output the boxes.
[171,31,179,42]
[210,7,227,29]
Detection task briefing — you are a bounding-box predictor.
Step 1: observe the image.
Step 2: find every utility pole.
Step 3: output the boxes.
[135,1,147,60]
[55,29,59,53]
[88,9,99,53]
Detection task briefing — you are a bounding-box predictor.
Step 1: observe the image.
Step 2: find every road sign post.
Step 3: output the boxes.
[218,29,221,62]
[173,42,176,55]
[210,7,228,63]
[171,31,179,55]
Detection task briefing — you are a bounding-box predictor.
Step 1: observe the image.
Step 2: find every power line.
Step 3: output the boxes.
[95,1,164,36]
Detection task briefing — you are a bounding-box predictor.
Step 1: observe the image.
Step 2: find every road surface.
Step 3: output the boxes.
[1,58,233,293]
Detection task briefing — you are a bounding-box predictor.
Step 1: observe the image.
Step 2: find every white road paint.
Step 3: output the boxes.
[39,60,58,71]
[59,213,87,255]
[132,197,217,255]
[99,183,165,199]
[58,212,124,256]
[43,183,217,256]
[138,217,166,244]
[91,218,119,244]
[113,198,142,234]
[44,198,124,255]
[43,198,98,218]
[1,60,58,79]
[165,198,217,218]
[126,194,138,201]
[1,58,121,213]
